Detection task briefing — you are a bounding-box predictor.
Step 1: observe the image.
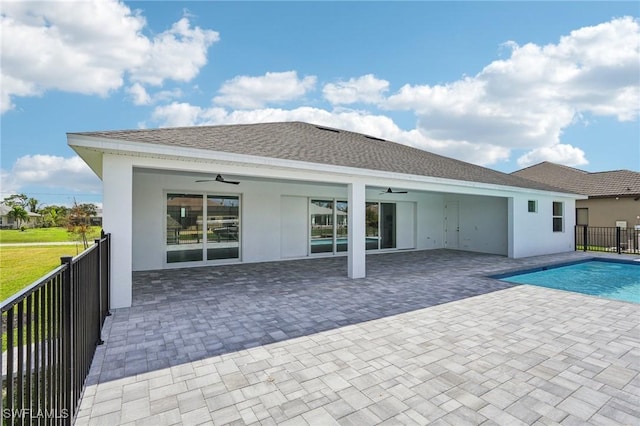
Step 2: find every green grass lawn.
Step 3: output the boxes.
[1,245,89,352]
[0,245,85,301]
[0,226,101,244]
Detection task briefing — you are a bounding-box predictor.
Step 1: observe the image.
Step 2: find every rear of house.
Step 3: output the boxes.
[69,121,583,308]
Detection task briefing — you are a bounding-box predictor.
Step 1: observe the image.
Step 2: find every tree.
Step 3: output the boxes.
[3,193,28,208]
[8,205,29,229]
[40,205,67,227]
[66,200,97,249]
[27,197,39,213]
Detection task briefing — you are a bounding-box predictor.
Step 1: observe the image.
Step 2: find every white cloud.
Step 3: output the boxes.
[127,83,152,106]
[517,144,588,168]
[1,155,102,194]
[1,0,218,113]
[127,83,183,106]
[323,74,389,105]
[385,16,639,165]
[213,71,317,109]
[129,17,219,86]
[152,16,638,168]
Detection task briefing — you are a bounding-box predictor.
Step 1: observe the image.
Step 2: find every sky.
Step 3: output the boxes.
[1,1,639,207]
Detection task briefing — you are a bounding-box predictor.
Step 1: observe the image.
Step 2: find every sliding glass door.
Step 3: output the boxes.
[166,193,240,264]
[365,201,396,250]
[310,199,348,254]
[166,194,204,263]
[206,195,240,260]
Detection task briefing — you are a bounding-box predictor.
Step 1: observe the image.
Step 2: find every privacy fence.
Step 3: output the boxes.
[575,225,640,254]
[1,232,110,425]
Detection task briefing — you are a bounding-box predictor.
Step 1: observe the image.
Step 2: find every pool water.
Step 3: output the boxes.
[497,260,640,303]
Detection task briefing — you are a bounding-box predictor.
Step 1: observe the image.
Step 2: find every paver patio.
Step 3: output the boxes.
[75,250,639,425]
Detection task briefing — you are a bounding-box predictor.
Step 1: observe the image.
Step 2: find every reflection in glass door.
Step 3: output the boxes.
[166,193,240,264]
[166,194,204,263]
[206,196,240,260]
[336,201,348,252]
[365,202,396,250]
[381,203,396,249]
[366,202,379,250]
[310,199,349,254]
[310,200,334,253]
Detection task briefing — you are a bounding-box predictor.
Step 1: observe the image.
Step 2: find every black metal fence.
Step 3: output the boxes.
[1,232,110,425]
[575,226,640,254]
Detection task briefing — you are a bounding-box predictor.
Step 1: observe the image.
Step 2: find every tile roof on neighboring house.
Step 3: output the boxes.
[512,162,640,198]
[70,121,568,193]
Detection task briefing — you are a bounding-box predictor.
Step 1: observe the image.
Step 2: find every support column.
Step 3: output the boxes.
[102,155,133,308]
[347,182,366,278]
[507,197,515,258]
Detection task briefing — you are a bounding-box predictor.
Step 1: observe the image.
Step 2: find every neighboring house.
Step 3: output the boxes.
[512,162,640,229]
[0,203,41,229]
[68,121,584,308]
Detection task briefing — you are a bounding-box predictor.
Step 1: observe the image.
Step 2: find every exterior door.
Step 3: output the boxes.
[445,201,459,249]
[380,203,396,249]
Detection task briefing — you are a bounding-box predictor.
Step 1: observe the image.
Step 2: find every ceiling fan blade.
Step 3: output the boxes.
[196,174,240,184]
[380,187,408,194]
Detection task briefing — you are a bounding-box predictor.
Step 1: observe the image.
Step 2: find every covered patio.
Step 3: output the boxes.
[75,250,639,425]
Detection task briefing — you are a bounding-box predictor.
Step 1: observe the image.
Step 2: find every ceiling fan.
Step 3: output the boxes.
[195,174,240,185]
[380,187,407,194]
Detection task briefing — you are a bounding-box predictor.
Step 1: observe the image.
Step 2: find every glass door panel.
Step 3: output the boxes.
[207,195,240,260]
[336,201,348,252]
[365,202,380,250]
[310,200,334,253]
[166,194,203,263]
[380,203,396,249]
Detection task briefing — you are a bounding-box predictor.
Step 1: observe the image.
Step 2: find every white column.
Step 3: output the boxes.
[347,182,366,278]
[102,154,133,308]
[507,197,515,258]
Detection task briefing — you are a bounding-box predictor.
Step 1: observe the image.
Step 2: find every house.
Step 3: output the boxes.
[0,203,41,229]
[512,162,640,229]
[68,122,584,308]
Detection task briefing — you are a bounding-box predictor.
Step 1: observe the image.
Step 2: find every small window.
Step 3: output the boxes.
[552,202,564,232]
[528,200,537,213]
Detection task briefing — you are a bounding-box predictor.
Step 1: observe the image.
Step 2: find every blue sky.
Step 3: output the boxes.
[1,1,639,207]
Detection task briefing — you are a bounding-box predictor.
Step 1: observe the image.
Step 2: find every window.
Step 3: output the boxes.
[166,193,240,263]
[528,200,537,213]
[576,208,588,226]
[310,199,348,254]
[552,202,564,232]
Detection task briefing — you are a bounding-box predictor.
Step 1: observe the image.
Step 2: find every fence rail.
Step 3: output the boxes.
[1,232,110,425]
[575,226,640,254]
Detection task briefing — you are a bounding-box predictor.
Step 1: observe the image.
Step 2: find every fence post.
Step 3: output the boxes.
[61,255,74,424]
[583,225,588,252]
[95,238,104,345]
[106,233,111,316]
[616,227,621,254]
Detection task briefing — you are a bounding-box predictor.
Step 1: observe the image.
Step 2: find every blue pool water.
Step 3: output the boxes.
[496,259,640,303]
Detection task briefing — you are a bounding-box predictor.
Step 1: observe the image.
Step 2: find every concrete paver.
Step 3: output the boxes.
[78,250,639,424]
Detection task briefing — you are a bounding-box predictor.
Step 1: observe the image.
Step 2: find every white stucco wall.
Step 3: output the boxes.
[450,194,508,256]
[129,167,578,274]
[131,169,454,271]
[509,194,576,258]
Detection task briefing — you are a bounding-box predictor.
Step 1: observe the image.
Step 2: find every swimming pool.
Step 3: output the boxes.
[494,258,640,303]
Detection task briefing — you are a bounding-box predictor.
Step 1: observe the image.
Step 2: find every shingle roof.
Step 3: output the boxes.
[70,121,568,193]
[512,162,640,198]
